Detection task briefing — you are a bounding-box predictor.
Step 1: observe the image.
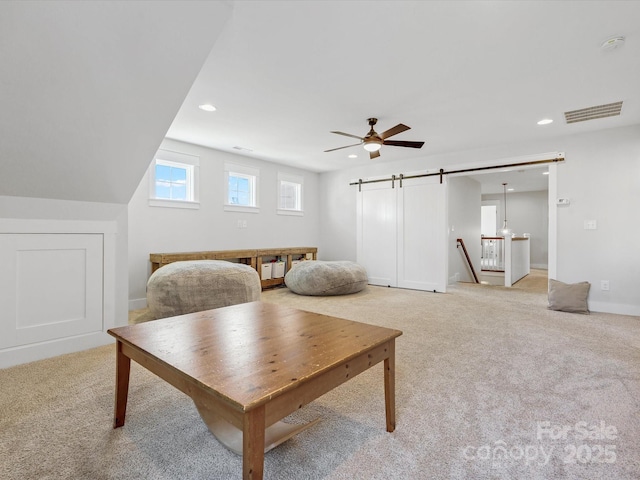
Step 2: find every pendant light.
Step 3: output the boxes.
[497,182,512,237]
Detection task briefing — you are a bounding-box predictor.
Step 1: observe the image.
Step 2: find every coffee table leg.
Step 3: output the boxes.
[114,340,131,428]
[384,339,396,432]
[243,405,266,480]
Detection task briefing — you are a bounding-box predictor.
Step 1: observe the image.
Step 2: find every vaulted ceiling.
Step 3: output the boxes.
[2,1,639,203]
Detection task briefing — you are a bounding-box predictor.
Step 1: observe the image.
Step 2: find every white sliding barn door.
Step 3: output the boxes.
[357,182,397,287]
[397,176,447,292]
[356,175,448,292]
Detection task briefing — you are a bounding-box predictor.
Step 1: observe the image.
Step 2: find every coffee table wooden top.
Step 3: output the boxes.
[109,301,402,412]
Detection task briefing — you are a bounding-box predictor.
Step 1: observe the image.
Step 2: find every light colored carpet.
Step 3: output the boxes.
[2,279,639,479]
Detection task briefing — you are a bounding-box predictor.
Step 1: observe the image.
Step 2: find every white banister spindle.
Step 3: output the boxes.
[481,237,505,271]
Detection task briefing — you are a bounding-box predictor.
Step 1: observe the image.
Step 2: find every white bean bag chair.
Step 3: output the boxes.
[147,260,261,319]
[284,260,368,296]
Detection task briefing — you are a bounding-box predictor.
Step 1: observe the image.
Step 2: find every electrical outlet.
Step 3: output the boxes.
[584,220,597,230]
[601,280,610,291]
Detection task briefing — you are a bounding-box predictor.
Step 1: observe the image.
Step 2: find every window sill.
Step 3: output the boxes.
[149,199,200,209]
[277,209,304,216]
[224,204,260,214]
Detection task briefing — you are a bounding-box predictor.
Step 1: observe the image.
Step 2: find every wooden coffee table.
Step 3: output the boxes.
[108,301,402,480]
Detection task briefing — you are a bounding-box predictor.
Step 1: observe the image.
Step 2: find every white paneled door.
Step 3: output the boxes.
[357,181,397,287]
[0,233,103,350]
[357,176,447,292]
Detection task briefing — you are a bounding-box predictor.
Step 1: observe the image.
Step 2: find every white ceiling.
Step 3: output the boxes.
[167,0,640,193]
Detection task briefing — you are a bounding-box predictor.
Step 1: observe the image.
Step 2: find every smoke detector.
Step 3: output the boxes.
[601,36,625,51]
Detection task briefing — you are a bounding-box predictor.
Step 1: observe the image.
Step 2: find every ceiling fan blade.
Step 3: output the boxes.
[324,142,362,153]
[369,150,380,160]
[383,140,425,149]
[379,123,410,140]
[331,131,364,141]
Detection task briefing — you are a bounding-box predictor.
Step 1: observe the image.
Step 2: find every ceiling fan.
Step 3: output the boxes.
[324,118,425,159]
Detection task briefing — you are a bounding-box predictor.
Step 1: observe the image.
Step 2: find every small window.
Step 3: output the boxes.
[155,160,190,201]
[228,172,253,205]
[149,149,199,209]
[277,173,303,216]
[224,163,259,213]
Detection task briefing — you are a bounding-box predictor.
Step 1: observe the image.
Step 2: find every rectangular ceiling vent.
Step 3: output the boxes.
[564,101,623,124]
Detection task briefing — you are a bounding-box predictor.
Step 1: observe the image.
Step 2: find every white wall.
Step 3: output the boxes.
[448,176,481,283]
[555,125,640,315]
[128,139,320,309]
[483,190,549,268]
[319,171,358,262]
[318,124,640,315]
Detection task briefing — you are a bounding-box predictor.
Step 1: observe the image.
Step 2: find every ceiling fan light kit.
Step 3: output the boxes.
[363,139,382,152]
[325,117,425,159]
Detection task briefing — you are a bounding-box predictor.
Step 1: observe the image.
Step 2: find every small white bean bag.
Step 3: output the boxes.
[147,260,261,319]
[284,260,368,296]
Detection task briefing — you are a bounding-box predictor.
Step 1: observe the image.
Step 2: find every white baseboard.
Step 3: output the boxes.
[531,263,548,269]
[588,301,640,316]
[129,298,148,311]
[0,331,113,369]
[480,270,504,277]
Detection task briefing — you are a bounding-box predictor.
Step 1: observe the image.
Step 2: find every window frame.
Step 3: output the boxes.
[277,172,304,216]
[224,163,260,213]
[149,149,200,209]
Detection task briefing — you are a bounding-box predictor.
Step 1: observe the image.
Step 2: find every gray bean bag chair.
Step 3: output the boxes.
[284,260,368,296]
[147,260,261,319]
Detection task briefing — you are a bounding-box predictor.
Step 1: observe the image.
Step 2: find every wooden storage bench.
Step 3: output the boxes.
[149,247,317,290]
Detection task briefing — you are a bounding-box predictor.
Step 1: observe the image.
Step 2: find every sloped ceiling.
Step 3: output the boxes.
[0,1,232,204]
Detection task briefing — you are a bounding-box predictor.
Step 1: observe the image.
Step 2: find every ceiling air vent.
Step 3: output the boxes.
[564,101,623,124]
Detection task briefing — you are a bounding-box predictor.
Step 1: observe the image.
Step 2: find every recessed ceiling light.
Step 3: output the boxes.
[348,154,358,158]
[507,188,515,192]
[542,171,550,175]
[601,36,625,51]
[198,104,216,112]
[537,118,553,125]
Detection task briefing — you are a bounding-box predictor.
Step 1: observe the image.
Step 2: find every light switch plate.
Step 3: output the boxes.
[584,220,597,230]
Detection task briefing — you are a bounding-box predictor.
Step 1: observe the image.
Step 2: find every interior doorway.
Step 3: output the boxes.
[456,161,556,287]
[481,205,497,237]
